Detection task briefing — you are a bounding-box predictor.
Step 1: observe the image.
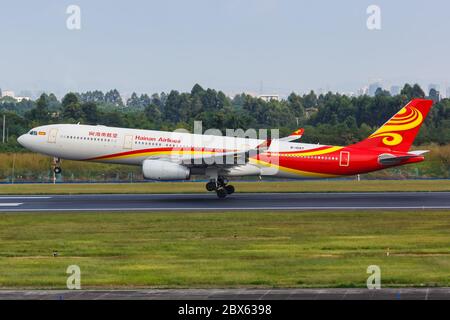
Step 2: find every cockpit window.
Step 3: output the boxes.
[29,130,38,135]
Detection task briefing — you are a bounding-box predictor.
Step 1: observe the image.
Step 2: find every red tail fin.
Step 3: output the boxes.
[352,99,433,152]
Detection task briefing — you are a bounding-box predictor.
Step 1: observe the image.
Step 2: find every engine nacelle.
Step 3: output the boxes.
[142,159,190,180]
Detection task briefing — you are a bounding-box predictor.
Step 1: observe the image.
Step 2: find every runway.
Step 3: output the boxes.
[0,192,449,212]
[0,288,448,300]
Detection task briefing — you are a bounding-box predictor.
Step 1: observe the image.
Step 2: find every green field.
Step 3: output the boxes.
[0,210,448,289]
[1,179,450,195]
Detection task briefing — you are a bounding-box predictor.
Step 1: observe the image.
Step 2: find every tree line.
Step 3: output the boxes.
[0,83,449,151]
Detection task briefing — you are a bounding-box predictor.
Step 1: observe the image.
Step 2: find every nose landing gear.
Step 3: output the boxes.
[52,157,62,174]
[205,176,235,198]
[51,157,62,184]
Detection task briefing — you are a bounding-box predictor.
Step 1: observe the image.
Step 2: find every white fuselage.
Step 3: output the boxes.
[18,124,328,178]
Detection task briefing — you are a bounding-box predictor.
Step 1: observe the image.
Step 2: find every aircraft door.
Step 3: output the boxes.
[339,151,350,167]
[48,128,58,143]
[123,134,134,150]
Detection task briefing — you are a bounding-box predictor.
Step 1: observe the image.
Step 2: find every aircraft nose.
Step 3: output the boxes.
[17,134,27,147]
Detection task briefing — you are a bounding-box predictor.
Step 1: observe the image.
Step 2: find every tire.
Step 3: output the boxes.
[206,181,216,191]
[225,185,235,194]
[216,188,227,198]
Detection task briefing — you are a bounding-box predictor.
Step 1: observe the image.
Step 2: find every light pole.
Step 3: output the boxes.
[11,153,16,184]
[2,114,5,144]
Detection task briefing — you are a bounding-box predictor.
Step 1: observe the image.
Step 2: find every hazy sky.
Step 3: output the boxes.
[1,0,449,96]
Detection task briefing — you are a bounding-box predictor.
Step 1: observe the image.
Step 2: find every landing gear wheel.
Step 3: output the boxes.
[216,188,228,198]
[52,157,62,175]
[206,181,216,192]
[225,185,235,195]
[209,175,235,198]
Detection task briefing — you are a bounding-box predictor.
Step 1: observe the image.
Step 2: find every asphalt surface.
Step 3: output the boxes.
[0,192,449,212]
[0,288,449,300]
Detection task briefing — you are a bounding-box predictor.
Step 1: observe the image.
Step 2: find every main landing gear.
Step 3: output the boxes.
[206,176,235,198]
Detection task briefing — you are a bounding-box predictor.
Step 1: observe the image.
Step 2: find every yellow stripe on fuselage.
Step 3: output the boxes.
[276,146,343,157]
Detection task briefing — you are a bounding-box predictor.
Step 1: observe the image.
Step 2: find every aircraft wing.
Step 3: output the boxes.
[180,151,249,167]
[143,150,252,168]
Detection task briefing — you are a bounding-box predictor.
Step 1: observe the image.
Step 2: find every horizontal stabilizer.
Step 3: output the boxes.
[378,153,425,165]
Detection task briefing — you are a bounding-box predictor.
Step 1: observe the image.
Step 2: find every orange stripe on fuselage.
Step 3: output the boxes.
[276,146,343,157]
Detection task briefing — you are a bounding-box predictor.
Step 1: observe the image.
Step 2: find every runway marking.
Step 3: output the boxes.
[0,197,52,199]
[0,206,449,212]
[0,203,23,207]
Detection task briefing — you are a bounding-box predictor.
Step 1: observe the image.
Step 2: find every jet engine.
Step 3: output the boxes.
[142,159,190,180]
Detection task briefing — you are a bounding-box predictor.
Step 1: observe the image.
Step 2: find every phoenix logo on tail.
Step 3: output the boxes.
[352,99,432,152]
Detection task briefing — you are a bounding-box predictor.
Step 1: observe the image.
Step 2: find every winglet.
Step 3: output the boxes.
[280,128,304,142]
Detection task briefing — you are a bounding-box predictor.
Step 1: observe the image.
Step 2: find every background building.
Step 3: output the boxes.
[357,86,368,96]
[368,82,382,96]
[390,85,400,96]
[1,90,15,98]
[0,90,31,102]
[428,84,441,102]
[257,94,280,102]
[15,96,31,102]
[428,83,439,92]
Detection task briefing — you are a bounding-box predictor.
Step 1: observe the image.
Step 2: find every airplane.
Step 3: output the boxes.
[18,98,433,198]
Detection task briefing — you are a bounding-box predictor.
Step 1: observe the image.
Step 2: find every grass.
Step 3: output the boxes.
[0,210,448,289]
[0,179,450,195]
